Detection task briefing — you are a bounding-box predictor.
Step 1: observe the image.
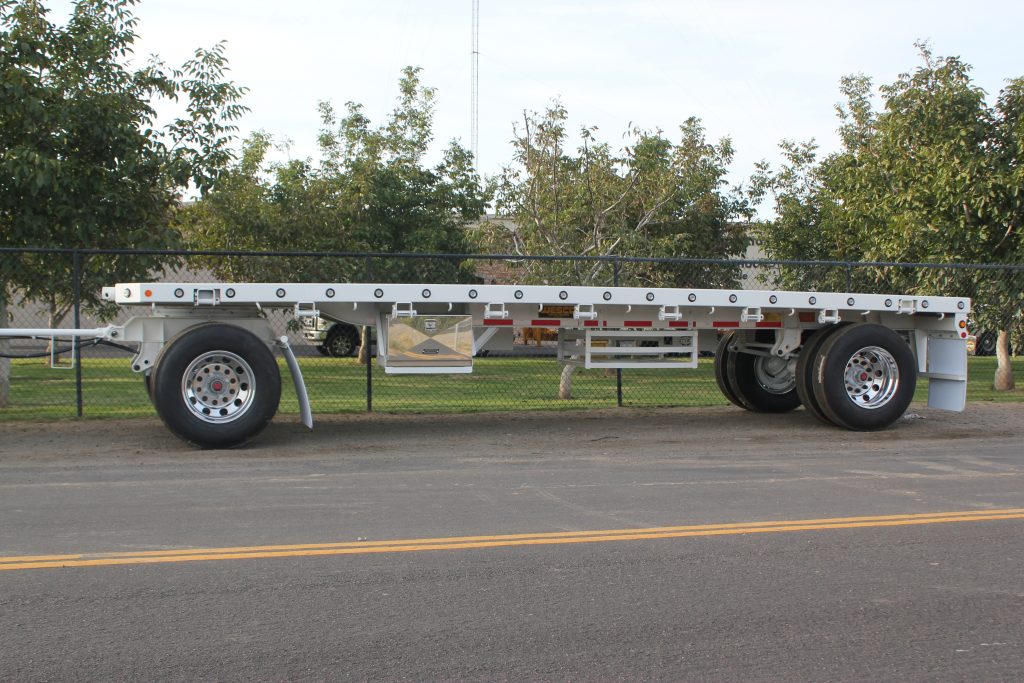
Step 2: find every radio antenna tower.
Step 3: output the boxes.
[470,0,480,170]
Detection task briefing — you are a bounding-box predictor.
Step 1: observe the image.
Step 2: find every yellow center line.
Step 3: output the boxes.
[2,508,1014,562]
[1,508,1021,571]
[0,553,86,563]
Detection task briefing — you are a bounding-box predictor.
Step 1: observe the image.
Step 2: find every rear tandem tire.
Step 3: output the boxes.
[713,332,746,409]
[726,346,802,413]
[810,323,917,431]
[795,324,847,425]
[151,323,281,448]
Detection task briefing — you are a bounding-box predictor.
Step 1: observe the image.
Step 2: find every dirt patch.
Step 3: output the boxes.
[1,402,1022,467]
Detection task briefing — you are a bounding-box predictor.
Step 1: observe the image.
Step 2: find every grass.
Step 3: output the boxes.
[1,355,1022,422]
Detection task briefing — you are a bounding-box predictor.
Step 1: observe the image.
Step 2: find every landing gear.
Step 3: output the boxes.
[150,323,281,448]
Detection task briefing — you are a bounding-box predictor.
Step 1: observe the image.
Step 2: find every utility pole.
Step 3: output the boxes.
[470,0,480,170]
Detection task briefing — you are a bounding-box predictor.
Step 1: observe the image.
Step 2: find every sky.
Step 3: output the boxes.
[46,0,1024,200]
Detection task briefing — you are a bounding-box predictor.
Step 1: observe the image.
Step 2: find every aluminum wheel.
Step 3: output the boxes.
[843,345,899,409]
[181,351,255,423]
[810,323,916,431]
[754,355,797,395]
[153,324,281,448]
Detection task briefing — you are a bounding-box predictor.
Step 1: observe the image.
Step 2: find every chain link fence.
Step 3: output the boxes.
[1,248,1022,421]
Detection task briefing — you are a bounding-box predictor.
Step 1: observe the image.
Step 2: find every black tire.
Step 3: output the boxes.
[975,330,997,357]
[324,323,360,357]
[316,345,331,356]
[713,332,745,409]
[810,323,916,431]
[726,344,802,413]
[795,324,848,425]
[151,323,281,448]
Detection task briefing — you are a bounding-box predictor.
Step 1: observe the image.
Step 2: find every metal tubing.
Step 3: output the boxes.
[0,327,119,338]
[277,336,313,429]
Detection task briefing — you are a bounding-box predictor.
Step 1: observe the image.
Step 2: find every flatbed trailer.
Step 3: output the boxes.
[0,281,971,448]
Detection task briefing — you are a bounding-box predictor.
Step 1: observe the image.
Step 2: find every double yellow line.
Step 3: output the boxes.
[2,508,1022,572]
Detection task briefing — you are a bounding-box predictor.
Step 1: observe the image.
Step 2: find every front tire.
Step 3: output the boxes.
[151,324,281,448]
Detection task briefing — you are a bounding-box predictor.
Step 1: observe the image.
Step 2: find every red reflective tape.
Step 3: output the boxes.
[583,320,598,327]
[798,312,816,323]
[713,321,740,328]
[483,319,514,326]
[755,321,783,328]
[529,319,561,326]
[668,321,690,328]
[624,320,653,327]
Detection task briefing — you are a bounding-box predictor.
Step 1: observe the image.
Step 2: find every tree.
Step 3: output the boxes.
[477,102,750,396]
[0,0,246,405]
[179,67,486,285]
[989,77,1024,389]
[752,45,1023,389]
[478,102,749,286]
[747,139,864,292]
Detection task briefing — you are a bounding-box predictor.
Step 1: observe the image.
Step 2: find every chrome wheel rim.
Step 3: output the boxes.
[754,355,796,394]
[181,351,255,423]
[844,346,899,409]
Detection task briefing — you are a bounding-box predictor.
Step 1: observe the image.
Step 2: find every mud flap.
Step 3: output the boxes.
[922,336,968,412]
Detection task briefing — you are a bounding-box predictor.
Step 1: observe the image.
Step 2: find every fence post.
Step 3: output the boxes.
[0,291,9,409]
[845,264,853,292]
[72,250,83,418]
[613,259,623,408]
[365,256,373,413]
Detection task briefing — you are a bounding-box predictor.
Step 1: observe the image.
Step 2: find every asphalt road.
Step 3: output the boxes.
[1,403,1023,681]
